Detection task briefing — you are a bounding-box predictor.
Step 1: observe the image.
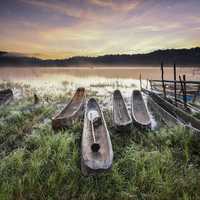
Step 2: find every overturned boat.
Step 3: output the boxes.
[81,98,113,175]
[131,90,151,129]
[113,90,132,131]
[52,87,85,130]
[0,89,13,105]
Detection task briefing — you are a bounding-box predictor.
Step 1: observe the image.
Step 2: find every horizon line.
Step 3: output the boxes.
[1,46,200,60]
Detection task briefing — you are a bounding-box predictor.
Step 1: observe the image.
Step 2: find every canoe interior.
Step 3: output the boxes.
[132,90,151,127]
[82,98,113,175]
[150,91,200,130]
[113,90,132,127]
[58,87,85,118]
[147,95,181,127]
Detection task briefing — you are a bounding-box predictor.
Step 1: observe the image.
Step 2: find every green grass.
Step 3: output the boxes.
[0,88,200,199]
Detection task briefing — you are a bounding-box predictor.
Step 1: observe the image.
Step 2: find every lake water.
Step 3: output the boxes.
[0,66,199,96]
[0,66,199,130]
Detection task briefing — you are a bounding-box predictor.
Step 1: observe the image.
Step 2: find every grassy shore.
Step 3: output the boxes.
[0,83,200,200]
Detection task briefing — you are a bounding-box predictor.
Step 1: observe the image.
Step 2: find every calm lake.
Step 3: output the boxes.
[0,66,199,80]
[0,66,199,129]
[0,66,199,94]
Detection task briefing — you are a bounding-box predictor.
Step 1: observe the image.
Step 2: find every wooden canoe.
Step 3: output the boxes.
[147,95,182,127]
[165,96,200,113]
[148,90,200,131]
[142,89,200,133]
[131,90,151,129]
[52,87,85,130]
[81,98,113,175]
[113,89,132,131]
[0,89,13,105]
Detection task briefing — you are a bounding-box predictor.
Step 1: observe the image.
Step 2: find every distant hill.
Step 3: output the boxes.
[0,47,200,67]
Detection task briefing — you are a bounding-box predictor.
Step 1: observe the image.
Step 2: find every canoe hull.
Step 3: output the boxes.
[0,89,13,105]
[148,90,200,131]
[147,95,182,127]
[52,87,85,130]
[81,98,113,176]
[131,90,151,129]
[52,105,84,129]
[113,90,132,132]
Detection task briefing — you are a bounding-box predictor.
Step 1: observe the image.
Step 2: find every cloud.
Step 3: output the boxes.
[89,0,143,12]
[19,0,94,20]
[1,0,200,58]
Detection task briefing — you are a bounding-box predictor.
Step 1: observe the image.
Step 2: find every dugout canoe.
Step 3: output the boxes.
[113,90,132,131]
[81,98,113,175]
[0,89,13,105]
[165,96,200,113]
[131,90,151,129]
[147,95,182,127]
[148,90,200,130]
[52,87,85,130]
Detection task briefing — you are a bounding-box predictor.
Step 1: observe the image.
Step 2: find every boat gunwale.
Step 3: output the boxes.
[52,87,85,129]
[53,88,85,119]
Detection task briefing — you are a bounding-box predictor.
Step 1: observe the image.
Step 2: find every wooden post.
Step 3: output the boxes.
[160,62,166,97]
[179,75,184,103]
[173,63,177,106]
[34,94,39,104]
[139,73,142,90]
[146,79,149,89]
[183,75,187,108]
[150,79,152,90]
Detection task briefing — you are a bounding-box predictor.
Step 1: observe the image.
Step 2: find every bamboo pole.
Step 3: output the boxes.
[183,75,187,108]
[139,73,142,90]
[173,63,177,106]
[160,62,166,97]
[179,75,184,103]
[150,79,152,90]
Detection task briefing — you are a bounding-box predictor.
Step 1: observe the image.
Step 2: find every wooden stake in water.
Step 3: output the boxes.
[173,63,177,106]
[139,73,142,90]
[160,62,166,98]
[183,75,187,108]
[179,75,184,97]
[150,79,152,90]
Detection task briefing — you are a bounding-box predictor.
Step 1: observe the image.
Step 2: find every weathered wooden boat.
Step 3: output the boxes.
[144,88,194,113]
[0,89,13,105]
[143,89,200,133]
[147,95,182,127]
[165,97,192,113]
[148,90,200,130]
[165,96,200,113]
[113,89,132,131]
[52,87,85,130]
[131,90,151,129]
[81,98,113,175]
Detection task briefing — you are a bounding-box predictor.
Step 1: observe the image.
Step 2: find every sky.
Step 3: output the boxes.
[0,0,200,59]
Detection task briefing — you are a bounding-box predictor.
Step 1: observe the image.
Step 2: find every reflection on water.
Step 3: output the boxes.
[0,66,199,80]
[0,66,199,92]
[2,66,197,130]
